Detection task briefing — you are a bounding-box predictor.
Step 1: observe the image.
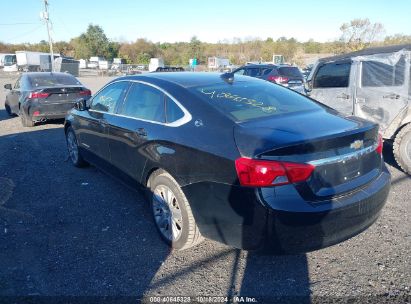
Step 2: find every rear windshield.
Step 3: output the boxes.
[278,67,302,77]
[28,74,81,87]
[189,80,322,122]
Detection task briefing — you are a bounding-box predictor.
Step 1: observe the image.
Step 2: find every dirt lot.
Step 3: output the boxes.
[0,72,409,303]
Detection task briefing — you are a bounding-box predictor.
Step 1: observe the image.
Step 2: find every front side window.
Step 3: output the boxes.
[14,76,21,89]
[362,56,405,87]
[234,69,245,75]
[119,83,165,123]
[90,81,129,113]
[313,62,351,88]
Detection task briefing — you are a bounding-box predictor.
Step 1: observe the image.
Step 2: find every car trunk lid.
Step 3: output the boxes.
[33,86,90,104]
[234,109,382,200]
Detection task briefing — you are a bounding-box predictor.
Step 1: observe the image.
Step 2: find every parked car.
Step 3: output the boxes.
[306,44,411,174]
[65,72,390,253]
[4,72,91,127]
[232,64,306,94]
[154,66,185,72]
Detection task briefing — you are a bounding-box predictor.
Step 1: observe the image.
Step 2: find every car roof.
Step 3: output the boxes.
[242,64,278,68]
[319,44,411,63]
[23,72,75,78]
[115,72,261,88]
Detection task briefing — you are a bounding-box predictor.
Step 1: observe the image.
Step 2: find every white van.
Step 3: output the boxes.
[307,44,411,174]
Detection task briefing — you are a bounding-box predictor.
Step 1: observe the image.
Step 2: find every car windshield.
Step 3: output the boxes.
[190,80,322,122]
[28,74,81,87]
[4,55,16,66]
[278,67,303,77]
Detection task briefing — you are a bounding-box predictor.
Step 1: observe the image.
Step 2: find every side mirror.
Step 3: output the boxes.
[75,98,88,111]
[4,84,12,90]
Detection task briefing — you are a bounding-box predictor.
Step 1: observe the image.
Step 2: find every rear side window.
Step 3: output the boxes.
[313,62,351,88]
[90,81,129,113]
[190,81,322,122]
[119,83,165,123]
[278,67,302,78]
[245,68,260,77]
[261,68,274,76]
[362,56,405,87]
[165,96,184,123]
[28,74,81,87]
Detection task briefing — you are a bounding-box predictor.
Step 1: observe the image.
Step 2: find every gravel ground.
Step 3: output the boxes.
[0,72,409,303]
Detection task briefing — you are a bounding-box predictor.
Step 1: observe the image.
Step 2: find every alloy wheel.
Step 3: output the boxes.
[66,131,79,164]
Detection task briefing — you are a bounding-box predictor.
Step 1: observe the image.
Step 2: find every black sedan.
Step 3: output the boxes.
[64,72,391,253]
[4,72,91,127]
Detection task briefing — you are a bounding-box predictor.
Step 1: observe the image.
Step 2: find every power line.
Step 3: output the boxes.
[4,25,43,41]
[0,22,39,26]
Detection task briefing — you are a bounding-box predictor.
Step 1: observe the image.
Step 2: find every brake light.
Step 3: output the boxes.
[267,75,289,84]
[79,89,91,96]
[28,92,49,99]
[235,157,315,187]
[376,133,383,155]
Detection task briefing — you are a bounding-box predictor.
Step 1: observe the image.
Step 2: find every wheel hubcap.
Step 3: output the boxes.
[406,137,411,162]
[152,185,183,242]
[67,132,79,164]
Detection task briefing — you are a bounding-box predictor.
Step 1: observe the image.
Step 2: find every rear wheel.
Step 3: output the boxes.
[149,170,203,250]
[66,127,88,167]
[20,112,35,127]
[393,124,411,175]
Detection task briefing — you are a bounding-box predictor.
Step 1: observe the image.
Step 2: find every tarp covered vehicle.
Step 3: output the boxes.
[307,44,411,174]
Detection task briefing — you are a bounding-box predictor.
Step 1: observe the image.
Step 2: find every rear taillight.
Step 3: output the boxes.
[235,157,315,187]
[267,75,289,84]
[79,89,91,96]
[28,92,49,99]
[376,133,383,155]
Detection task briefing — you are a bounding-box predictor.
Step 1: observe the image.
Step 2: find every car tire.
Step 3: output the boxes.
[393,124,411,175]
[20,112,35,127]
[5,102,13,116]
[149,170,203,250]
[65,127,88,167]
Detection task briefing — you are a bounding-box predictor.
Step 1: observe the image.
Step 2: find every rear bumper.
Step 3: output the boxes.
[24,102,75,121]
[263,166,390,253]
[182,165,391,253]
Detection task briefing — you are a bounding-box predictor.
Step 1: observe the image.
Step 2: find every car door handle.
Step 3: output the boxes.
[135,128,147,137]
[337,93,350,99]
[383,93,400,99]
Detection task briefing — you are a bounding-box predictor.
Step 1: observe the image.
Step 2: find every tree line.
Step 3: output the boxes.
[0,19,410,67]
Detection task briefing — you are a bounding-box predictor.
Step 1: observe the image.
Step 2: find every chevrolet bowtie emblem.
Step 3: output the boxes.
[350,140,364,150]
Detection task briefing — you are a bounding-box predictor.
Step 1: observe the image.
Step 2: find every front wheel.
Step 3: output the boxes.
[149,170,203,250]
[393,124,411,175]
[66,127,88,167]
[5,102,13,116]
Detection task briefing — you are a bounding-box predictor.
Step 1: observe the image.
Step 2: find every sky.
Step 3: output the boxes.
[1,0,410,44]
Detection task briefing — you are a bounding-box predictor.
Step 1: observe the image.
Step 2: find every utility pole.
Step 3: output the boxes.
[42,0,54,72]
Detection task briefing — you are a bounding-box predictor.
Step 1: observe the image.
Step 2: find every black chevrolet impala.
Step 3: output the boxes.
[64,72,391,253]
